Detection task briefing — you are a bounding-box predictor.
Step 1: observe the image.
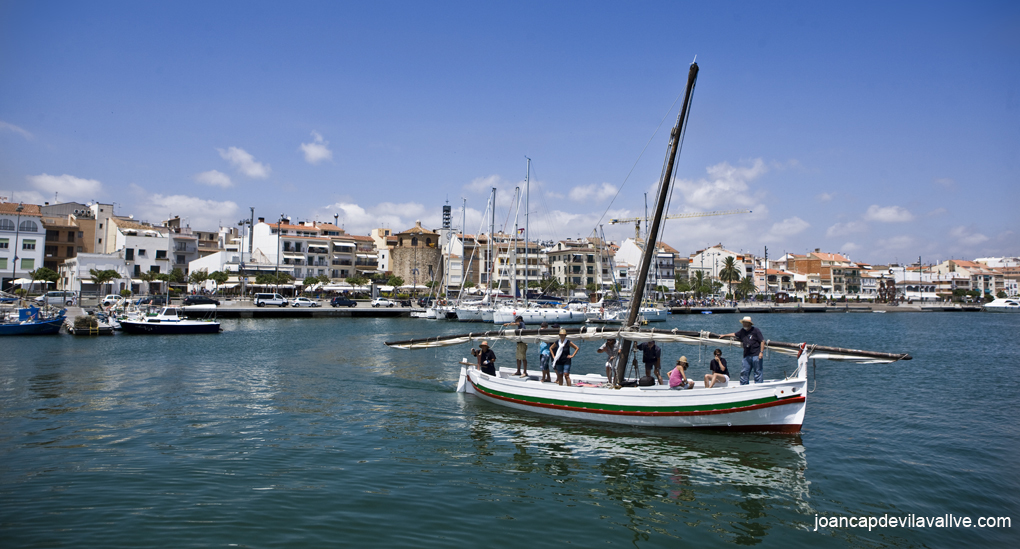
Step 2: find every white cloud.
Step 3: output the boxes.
[841,242,861,253]
[933,177,956,190]
[927,207,947,217]
[27,173,103,202]
[136,193,239,230]
[815,192,834,202]
[877,235,914,250]
[949,226,989,246]
[762,216,809,241]
[7,190,45,204]
[569,182,618,202]
[1,120,33,140]
[674,159,767,210]
[218,146,271,178]
[863,204,914,223]
[300,131,333,165]
[194,170,233,188]
[464,174,503,194]
[826,220,868,238]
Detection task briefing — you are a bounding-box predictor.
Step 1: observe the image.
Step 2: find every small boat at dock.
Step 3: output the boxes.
[120,307,221,334]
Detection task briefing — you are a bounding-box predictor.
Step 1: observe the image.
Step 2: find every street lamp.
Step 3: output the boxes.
[276,214,285,294]
[9,202,24,295]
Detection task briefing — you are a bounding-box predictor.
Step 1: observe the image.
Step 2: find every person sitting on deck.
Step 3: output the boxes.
[704,348,729,388]
[669,357,695,390]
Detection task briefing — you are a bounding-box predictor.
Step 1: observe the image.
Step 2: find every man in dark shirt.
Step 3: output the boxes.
[721,316,764,385]
[635,340,664,385]
[476,341,497,376]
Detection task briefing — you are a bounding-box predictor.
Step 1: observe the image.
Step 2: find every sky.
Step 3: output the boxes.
[1,1,1018,265]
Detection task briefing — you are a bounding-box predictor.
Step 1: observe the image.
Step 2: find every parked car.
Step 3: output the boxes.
[34,291,76,305]
[136,295,169,306]
[182,295,220,306]
[371,297,396,308]
[417,297,434,307]
[291,297,320,308]
[331,297,358,308]
[101,294,124,307]
[254,293,288,307]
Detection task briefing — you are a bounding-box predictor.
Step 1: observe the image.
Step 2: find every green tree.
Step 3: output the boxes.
[692,271,706,298]
[737,275,757,301]
[346,275,368,286]
[168,268,186,284]
[387,275,405,288]
[189,269,208,285]
[676,279,692,294]
[585,282,599,293]
[996,290,1007,298]
[138,271,155,294]
[464,280,476,289]
[255,273,277,285]
[303,276,320,286]
[208,270,230,285]
[317,274,331,284]
[89,268,120,295]
[29,267,58,290]
[276,272,294,284]
[718,256,741,298]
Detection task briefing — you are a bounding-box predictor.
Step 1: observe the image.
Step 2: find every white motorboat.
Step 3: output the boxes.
[492,305,586,325]
[984,298,1020,312]
[119,307,221,334]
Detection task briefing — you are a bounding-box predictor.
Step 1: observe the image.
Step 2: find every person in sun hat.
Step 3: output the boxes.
[704,348,729,388]
[475,341,496,376]
[720,316,764,385]
[669,356,694,390]
[550,328,579,386]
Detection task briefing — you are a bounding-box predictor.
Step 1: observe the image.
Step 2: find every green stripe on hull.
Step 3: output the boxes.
[474,380,786,414]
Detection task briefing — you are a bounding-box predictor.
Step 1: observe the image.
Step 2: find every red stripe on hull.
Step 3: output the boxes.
[468,378,805,418]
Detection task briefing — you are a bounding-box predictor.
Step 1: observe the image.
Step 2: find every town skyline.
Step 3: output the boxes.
[2,1,1017,264]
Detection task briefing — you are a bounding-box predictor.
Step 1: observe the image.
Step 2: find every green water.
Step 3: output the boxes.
[1,313,1017,547]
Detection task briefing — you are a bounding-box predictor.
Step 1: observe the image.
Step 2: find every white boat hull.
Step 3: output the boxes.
[458,366,806,432]
[454,307,483,321]
[492,307,587,325]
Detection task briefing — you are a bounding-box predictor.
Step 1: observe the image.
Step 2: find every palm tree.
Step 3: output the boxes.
[737,275,757,301]
[89,268,119,296]
[138,271,155,295]
[692,271,706,298]
[719,256,741,299]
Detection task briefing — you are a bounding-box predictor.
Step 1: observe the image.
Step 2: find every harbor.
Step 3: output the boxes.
[1,312,1015,547]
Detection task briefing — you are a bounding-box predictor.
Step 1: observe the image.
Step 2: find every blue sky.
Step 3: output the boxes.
[1,1,1017,264]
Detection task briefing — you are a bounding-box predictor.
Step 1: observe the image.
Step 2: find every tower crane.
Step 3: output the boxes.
[609,209,752,240]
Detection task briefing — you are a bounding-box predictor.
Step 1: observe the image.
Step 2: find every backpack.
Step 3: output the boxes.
[638,376,656,387]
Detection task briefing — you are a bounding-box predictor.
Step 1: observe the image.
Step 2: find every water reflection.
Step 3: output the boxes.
[465,402,811,545]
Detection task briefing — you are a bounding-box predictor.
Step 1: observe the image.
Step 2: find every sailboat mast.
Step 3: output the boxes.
[524,156,530,307]
[617,62,699,383]
[489,187,495,297]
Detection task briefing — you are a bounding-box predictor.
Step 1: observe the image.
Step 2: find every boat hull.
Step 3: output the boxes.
[459,367,805,432]
[120,320,221,334]
[0,317,64,335]
[492,307,587,325]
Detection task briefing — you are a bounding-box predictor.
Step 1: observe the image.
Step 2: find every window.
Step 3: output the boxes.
[68,231,75,242]
[20,220,38,232]
[155,250,166,259]
[150,265,160,273]
[138,249,146,256]
[77,246,83,252]
[0,258,5,269]
[134,265,141,276]
[47,230,60,240]
[77,231,84,238]
[67,246,74,257]
[98,238,102,244]
[176,255,185,265]
[23,239,36,250]
[99,223,103,229]
[0,219,14,231]
[125,248,134,260]
[0,238,7,249]
[411,237,418,246]
[45,245,57,255]
[22,258,34,270]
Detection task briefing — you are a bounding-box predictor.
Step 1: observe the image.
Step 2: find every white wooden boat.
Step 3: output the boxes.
[385,63,911,432]
[388,325,909,432]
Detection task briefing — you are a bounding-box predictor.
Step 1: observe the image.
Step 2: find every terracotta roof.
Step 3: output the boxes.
[0,202,42,216]
[112,218,169,233]
[397,221,436,235]
[350,235,375,242]
[810,252,850,262]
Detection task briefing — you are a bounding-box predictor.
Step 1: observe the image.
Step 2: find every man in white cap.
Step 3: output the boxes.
[721,316,764,385]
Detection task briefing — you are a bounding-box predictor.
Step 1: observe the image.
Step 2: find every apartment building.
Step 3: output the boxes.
[0,202,45,290]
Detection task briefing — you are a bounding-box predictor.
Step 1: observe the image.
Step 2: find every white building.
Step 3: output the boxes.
[1,202,46,291]
[59,253,130,295]
[614,238,677,291]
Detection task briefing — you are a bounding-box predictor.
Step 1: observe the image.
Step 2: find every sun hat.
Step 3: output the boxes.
[480,341,489,347]
[559,328,567,335]
[677,356,688,364]
[740,316,753,324]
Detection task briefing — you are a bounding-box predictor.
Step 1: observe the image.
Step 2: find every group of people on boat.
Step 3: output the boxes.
[472,315,767,390]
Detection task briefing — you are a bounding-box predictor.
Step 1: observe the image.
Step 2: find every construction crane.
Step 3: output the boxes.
[609,209,752,241]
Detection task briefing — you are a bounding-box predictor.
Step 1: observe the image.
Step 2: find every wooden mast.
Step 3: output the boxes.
[617,61,699,383]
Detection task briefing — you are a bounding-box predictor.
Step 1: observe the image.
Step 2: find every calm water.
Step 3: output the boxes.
[1,313,1017,547]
